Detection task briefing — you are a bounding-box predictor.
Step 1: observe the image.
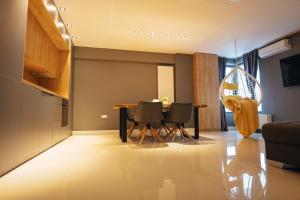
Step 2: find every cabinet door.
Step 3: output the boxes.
[193,53,221,131]
[52,120,62,143]
[38,93,54,149]
[0,0,28,80]
[199,102,221,131]
[0,76,22,176]
[52,98,62,143]
[19,85,40,161]
[198,54,219,103]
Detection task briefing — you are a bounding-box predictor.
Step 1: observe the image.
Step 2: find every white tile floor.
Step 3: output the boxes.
[0,131,300,200]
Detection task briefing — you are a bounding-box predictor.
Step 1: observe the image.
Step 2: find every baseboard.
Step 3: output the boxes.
[267,159,285,168]
[72,128,195,136]
[72,130,119,135]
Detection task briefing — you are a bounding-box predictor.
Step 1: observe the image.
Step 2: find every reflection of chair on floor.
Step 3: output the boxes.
[133,102,164,144]
[163,103,197,143]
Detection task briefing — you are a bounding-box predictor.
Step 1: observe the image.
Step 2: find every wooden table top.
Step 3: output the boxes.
[113,103,207,109]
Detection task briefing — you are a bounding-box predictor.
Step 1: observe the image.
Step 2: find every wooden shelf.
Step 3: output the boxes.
[23,0,71,100]
[22,79,68,100]
[28,0,69,51]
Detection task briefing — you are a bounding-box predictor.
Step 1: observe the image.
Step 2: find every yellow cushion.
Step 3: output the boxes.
[223,82,238,90]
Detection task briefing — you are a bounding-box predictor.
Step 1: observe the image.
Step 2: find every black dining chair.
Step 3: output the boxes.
[163,103,198,143]
[127,108,138,137]
[133,101,164,144]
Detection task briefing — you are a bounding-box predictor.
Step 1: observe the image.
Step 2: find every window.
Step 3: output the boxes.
[224,63,262,112]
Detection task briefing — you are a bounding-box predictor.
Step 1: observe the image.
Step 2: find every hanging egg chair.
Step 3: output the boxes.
[219,66,263,108]
[219,42,263,109]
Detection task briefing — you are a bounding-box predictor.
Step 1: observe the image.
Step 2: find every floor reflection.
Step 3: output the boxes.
[222,138,267,200]
[0,132,300,200]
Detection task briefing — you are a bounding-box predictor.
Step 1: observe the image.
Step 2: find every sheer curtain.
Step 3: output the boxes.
[218,57,228,131]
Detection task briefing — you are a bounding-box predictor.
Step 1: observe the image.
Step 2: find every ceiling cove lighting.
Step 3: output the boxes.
[56,21,64,28]
[62,34,70,40]
[46,4,57,13]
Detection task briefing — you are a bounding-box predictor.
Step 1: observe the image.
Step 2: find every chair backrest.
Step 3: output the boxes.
[133,101,162,124]
[164,103,192,123]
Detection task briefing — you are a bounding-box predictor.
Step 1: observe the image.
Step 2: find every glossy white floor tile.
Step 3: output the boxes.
[0,131,300,200]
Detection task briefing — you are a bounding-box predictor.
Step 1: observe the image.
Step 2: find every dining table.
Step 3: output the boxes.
[113,103,207,143]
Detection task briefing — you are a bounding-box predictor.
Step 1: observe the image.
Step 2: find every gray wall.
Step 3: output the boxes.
[0,0,72,176]
[73,47,194,130]
[175,54,194,127]
[260,32,300,122]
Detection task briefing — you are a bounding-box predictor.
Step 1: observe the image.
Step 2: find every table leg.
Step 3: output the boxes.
[119,107,127,143]
[193,107,199,140]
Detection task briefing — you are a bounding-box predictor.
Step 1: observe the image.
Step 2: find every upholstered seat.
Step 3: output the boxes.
[163,103,197,143]
[262,121,300,167]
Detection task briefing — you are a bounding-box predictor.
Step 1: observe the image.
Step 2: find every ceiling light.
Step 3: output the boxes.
[46,5,57,12]
[227,0,240,2]
[59,6,66,12]
[62,34,70,40]
[71,36,77,40]
[165,33,172,38]
[66,24,72,28]
[150,32,158,37]
[56,22,64,28]
[180,35,187,40]
[132,30,141,35]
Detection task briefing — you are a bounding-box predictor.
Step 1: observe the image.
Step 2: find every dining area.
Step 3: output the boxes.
[114,102,206,143]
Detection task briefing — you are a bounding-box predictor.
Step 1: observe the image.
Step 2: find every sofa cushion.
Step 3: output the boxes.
[262,121,300,146]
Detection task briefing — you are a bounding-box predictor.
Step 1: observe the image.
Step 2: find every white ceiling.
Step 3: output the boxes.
[54,0,300,57]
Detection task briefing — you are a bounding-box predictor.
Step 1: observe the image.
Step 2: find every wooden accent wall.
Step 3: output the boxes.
[193,53,221,131]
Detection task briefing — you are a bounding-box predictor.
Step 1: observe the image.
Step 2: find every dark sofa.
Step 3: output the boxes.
[262,121,300,167]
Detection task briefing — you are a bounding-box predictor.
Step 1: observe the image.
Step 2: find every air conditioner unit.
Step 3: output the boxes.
[258,39,291,58]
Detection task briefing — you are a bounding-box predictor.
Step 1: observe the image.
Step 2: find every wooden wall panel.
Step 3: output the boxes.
[193,53,221,131]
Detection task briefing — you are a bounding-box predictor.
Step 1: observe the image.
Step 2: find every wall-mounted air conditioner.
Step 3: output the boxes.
[258,39,291,58]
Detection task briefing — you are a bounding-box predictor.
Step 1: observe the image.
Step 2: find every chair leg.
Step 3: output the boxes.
[138,127,147,138]
[163,125,177,139]
[181,127,198,144]
[178,128,185,142]
[151,128,165,143]
[127,123,136,137]
[172,128,178,142]
[139,127,147,144]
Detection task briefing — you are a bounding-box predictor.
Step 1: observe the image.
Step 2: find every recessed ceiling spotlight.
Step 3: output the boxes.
[59,6,66,12]
[66,23,72,28]
[165,33,172,38]
[180,35,187,40]
[132,30,141,35]
[71,36,77,40]
[150,32,158,37]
